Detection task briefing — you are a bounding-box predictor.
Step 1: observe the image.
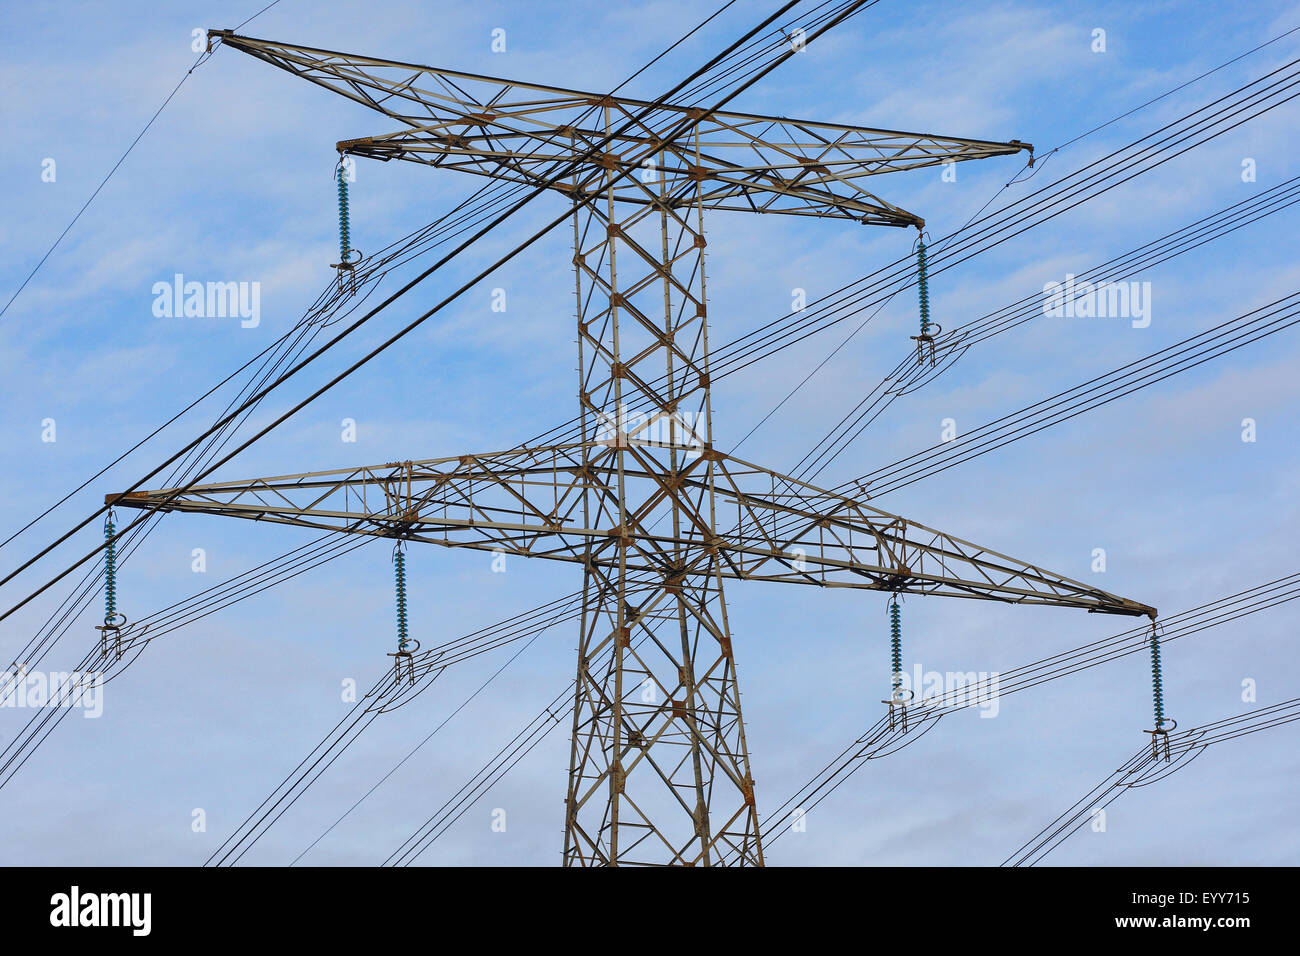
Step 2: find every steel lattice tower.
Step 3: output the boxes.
[112,29,1155,866]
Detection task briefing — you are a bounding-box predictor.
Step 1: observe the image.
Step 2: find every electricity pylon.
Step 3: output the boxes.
[111,32,1155,866]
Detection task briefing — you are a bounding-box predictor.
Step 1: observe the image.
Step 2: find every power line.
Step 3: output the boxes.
[1003,696,1300,866]
[0,3,285,320]
[738,574,1300,862]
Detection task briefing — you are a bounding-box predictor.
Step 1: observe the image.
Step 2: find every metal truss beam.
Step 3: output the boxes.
[209,30,1031,226]
[111,446,1153,617]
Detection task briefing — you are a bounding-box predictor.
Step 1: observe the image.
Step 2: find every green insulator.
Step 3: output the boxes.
[103,515,117,625]
[394,548,409,653]
[889,600,902,695]
[916,241,931,336]
[1149,626,1165,729]
[337,166,351,263]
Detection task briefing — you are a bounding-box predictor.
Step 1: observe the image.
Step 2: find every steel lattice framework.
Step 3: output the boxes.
[112,28,1154,866]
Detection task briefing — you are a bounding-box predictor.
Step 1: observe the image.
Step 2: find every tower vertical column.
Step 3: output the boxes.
[562,140,763,865]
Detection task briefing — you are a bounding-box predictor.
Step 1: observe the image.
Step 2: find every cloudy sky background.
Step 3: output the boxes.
[1,0,1298,865]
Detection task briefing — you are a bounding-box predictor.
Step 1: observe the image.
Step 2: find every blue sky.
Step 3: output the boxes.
[1,0,1298,865]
